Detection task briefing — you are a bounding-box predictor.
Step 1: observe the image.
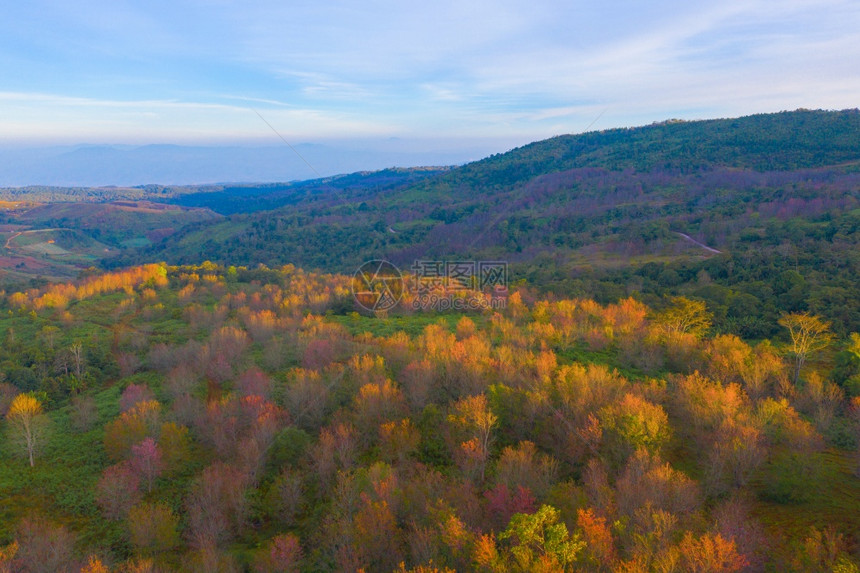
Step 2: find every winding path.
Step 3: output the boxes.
[674,232,722,254]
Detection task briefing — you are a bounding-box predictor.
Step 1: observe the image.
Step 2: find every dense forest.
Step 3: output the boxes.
[1,262,859,571]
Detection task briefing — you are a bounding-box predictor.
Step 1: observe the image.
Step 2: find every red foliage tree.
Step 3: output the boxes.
[484,483,536,531]
[120,384,156,413]
[237,368,272,398]
[252,534,303,573]
[130,437,165,493]
[13,515,77,573]
[186,463,249,548]
[96,462,142,520]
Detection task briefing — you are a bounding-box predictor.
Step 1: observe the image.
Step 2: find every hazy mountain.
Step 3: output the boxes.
[0,142,495,187]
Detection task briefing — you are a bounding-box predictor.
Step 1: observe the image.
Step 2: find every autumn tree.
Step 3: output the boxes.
[704,418,765,497]
[380,418,421,464]
[6,394,49,467]
[130,437,164,493]
[310,422,357,490]
[493,441,558,500]
[13,515,77,573]
[655,296,712,339]
[127,502,180,555]
[104,400,161,461]
[790,526,860,572]
[252,534,303,573]
[484,483,537,532]
[120,384,156,413]
[598,393,671,467]
[400,359,437,411]
[615,448,701,519]
[577,507,617,569]
[448,394,498,483]
[158,421,191,473]
[237,368,272,398]
[186,463,249,547]
[497,505,585,572]
[779,313,834,383]
[353,379,408,439]
[96,462,142,520]
[264,469,304,527]
[677,531,747,573]
[283,368,330,430]
[0,541,17,573]
[79,555,110,573]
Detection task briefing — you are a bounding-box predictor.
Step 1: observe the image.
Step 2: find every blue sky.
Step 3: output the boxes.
[1,0,858,150]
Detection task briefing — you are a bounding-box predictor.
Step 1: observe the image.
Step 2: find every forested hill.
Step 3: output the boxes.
[441,108,860,190]
[120,109,860,337]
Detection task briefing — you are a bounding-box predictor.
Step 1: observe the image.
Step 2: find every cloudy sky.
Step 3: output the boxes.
[1,0,858,151]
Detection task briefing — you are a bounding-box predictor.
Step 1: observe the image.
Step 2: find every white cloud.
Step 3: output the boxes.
[0,0,858,144]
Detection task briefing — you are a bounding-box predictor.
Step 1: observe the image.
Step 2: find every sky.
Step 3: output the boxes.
[0,0,859,159]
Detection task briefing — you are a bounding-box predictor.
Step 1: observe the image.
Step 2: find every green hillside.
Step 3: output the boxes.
[119,109,860,337]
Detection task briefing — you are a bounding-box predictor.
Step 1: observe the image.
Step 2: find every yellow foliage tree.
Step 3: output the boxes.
[6,394,48,467]
[778,313,834,383]
[655,296,712,339]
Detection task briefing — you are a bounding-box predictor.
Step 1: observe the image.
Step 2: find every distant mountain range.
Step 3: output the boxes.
[0,141,496,187]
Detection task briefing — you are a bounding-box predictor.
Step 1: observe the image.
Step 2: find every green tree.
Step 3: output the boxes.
[498,505,585,572]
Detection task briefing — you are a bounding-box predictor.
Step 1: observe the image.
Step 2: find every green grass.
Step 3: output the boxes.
[120,237,152,248]
[752,450,860,542]
[0,385,119,548]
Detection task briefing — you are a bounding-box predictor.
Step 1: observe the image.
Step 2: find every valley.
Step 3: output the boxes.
[1,110,859,572]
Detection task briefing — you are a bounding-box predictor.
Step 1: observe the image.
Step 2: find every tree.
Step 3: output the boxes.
[485,483,537,531]
[264,469,304,527]
[655,296,712,339]
[448,394,498,483]
[677,531,747,572]
[70,395,98,432]
[0,541,18,573]
[103,400,161,461]
[577,508,617,569]
[80,555,110,573]
[120,384,155,413]
[598,393,671,467]
[0,383,20,418]
[6,394,48,467]
[186,463,249,548]
[127,502,180,555]
[252,534,303,573]
[130,437,164,493]
[158,422,191,473]
[494,441,558,500]
[779,313,835,383]
[13,515,76,573]
[96,462,142,520]
[379,418,420,464]
[498,505,585,572]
